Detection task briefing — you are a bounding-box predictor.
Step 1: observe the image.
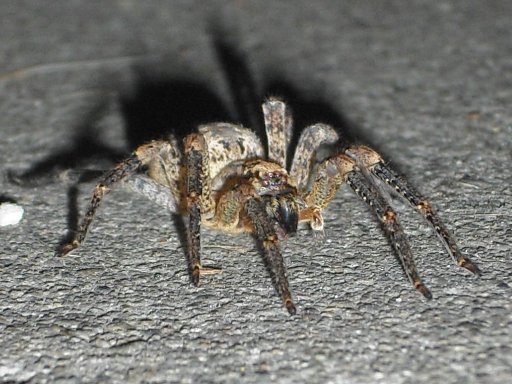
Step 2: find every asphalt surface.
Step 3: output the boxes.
[1,1,511,383]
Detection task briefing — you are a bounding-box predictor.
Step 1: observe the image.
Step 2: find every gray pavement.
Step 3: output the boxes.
[1,1,511,383]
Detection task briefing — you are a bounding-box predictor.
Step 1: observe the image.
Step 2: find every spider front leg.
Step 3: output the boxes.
[346,171,432,298]
[244,197,296,315]
[184,133,214,285]
[303,153,432,299]
[204,178,296,314]
[346,145,481,275]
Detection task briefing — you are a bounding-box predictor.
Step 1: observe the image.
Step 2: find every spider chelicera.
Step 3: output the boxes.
[58,99,480,314]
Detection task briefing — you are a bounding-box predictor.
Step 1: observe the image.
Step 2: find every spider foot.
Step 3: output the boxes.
[284,297,297,315]
[458,258,482,277]
[55,240,79,257]
[190,264,201,286]
[414,281,433,300]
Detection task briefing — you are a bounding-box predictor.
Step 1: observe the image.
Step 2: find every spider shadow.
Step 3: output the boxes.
[6,100,128,188]
[211,34,379,160]
[0,194,17,204]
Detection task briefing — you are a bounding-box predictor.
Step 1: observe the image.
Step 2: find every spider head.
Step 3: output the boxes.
[242,160,301,236]
[242,160,296,197]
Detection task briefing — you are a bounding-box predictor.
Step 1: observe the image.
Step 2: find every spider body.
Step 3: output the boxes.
[58,99,480,315]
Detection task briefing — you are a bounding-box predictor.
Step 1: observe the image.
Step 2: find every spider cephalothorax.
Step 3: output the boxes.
[58,98,480,315]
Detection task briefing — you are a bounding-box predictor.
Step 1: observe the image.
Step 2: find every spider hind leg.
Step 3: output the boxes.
[56,140,180,257]
[56,153,143,257]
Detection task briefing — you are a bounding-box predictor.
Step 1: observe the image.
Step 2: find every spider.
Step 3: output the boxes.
[58,98,480,315]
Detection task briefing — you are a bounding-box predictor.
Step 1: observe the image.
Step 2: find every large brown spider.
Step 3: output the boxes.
[58,99,480,315]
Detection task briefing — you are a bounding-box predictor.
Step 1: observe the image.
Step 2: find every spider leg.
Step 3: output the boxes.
[210,160,245,192]
[290,123,339,191]
[244,197,296,315]
[184,133,213,285]
[262,98,292,168]
[346,145,480,275]
[346,170,432,299]
[303,153,431,298]
[56,153,142,256]
[146,135,182,203]
[56,140,180,257]
[124,174,178,213]
[301,153,355,231]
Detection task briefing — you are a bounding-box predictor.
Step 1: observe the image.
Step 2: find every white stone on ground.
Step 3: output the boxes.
[0,203,24,226]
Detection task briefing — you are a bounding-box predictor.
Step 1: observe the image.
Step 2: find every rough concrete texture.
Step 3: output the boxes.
[1,1,511,383]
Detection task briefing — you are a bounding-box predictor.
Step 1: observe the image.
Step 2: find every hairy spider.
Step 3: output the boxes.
[58,99,480,315]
